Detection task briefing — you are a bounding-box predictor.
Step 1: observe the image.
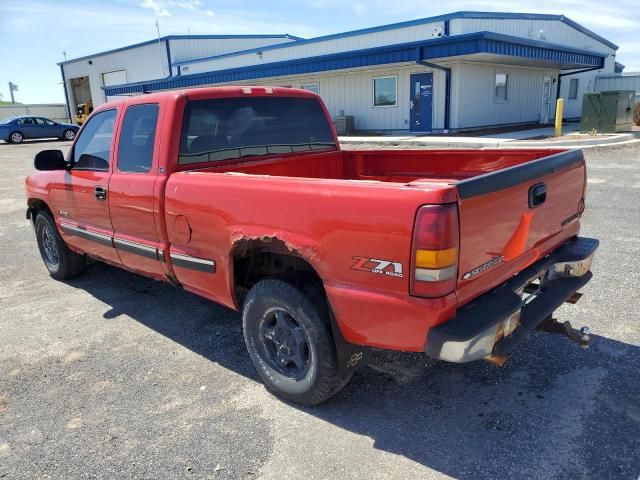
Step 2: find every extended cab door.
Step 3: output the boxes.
[109,102,166,279]
[55,108,121,264]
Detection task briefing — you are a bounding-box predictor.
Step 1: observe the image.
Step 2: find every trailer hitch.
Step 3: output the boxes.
[537,317,592,348]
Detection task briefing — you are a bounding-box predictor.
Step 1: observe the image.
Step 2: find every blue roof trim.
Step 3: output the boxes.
[57,34,301,66]
[104,32,606,97]
[174,11,616,67]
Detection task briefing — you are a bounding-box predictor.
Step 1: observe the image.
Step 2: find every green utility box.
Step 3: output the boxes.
[580,90,635,133]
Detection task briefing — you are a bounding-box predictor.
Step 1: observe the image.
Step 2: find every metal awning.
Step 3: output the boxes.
[420,32,606,70]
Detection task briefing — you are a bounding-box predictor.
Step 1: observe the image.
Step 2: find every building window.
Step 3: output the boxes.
[301,83,320,95]
[373,76,397,107]
[494,73,508,102]
[569,78,579,100]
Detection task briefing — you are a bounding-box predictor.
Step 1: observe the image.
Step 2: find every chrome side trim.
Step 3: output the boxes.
[170,252,215,273]
[60,222,113,247]
[114,238,159,260]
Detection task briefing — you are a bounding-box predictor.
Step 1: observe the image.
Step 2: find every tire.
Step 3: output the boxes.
[242,278,347,405]
[63,129,76,141]
[9,131,23,144]
[34,211,86,280]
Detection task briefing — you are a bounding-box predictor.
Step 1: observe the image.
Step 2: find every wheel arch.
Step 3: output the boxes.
[26,198,54,225]
[231,236,324,309]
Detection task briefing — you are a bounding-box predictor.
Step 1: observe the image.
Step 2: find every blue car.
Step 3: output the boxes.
[0,115,79,144]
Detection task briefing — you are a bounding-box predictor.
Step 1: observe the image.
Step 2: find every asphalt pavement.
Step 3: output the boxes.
[1,139,639,479]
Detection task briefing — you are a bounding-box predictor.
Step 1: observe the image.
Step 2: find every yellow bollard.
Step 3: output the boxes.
[555,98,564,137]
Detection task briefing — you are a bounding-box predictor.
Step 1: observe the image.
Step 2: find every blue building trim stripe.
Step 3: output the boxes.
[104,32,606,97]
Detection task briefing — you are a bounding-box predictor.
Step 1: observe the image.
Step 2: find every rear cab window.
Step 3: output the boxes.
[117,103,159,173]
[178,96,336,165]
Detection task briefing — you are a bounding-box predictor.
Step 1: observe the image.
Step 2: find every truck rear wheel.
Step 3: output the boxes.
[242,278,346,405]
[35,211,86,280]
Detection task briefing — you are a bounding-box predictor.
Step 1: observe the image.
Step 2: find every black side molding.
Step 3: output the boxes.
[456,149,584,199]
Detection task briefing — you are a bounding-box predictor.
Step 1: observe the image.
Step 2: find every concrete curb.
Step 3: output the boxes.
[339,132,637,149]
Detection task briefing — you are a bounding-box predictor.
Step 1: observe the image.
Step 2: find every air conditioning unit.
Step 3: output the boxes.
[333,115,354,135]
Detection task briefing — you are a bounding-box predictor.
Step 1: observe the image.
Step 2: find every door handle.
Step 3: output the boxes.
[95,186,107,200]
[528,183,546,208]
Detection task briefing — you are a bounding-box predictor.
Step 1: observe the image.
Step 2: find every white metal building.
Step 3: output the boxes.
[59,12,619,133]
[596,72,640,104]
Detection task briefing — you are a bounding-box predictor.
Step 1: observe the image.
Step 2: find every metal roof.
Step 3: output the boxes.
[57,34,303,66]
[174,11,617,67]
[104,31,607,96]
[60,11,617,69]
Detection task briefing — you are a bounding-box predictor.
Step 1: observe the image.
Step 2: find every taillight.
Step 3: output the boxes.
[410,203,459,298]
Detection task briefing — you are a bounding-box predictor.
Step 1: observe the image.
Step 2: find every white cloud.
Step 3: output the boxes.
[140,0,171,17]
[205,9,215,16]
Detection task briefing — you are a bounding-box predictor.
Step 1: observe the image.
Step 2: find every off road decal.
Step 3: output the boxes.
[462,255,504,280]
[351,256,403,278]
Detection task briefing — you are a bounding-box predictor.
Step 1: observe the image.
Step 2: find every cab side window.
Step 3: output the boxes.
[73,109,117,171]
[117,104,159,173]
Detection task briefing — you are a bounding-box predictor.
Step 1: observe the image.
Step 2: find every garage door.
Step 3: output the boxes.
[102,70,127,87]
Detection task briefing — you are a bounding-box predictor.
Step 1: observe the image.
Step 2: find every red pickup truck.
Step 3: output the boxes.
[26,86,597,405]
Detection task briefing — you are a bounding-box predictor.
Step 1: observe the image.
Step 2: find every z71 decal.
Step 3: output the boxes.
[351,256,403,278]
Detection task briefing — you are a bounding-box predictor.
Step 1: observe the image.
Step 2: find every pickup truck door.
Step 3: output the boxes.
[55,108,121,265]
[109,102,166,279]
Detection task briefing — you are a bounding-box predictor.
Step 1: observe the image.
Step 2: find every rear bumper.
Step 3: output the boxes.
[425,236,598,363]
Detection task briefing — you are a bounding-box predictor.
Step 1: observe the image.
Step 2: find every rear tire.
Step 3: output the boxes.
[242,278,347,405]
[9,131,23,144]
[35,211,86,280]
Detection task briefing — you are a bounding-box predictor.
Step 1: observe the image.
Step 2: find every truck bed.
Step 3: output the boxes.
[194,148,562,184]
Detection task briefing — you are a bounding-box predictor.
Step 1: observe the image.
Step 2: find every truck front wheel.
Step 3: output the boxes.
[242,278,347,405]
[35,211,86,280]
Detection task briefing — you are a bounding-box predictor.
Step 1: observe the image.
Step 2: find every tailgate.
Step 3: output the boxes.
[455,150,586,306]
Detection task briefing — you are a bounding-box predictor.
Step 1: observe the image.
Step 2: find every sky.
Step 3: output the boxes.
[0,0,638,104]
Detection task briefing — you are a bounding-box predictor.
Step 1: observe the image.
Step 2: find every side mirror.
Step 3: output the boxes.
[75,153,109,171]
[34,150,68,171]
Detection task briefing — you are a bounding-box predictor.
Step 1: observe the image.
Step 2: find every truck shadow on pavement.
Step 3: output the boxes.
[67,262,640,480]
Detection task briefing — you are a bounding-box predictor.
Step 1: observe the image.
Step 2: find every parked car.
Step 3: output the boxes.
[25,87,597,405]
[0,116,79,144]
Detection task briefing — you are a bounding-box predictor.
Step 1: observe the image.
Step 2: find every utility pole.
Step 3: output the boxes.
[8,82,18,104]
[155,17,166,77]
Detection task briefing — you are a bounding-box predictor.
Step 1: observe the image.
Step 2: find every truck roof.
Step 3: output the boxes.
[99,86,319,112]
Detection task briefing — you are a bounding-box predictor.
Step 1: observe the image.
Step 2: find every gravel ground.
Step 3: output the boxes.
[1,139,639,479]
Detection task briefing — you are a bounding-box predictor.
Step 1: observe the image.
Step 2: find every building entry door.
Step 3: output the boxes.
[541,76,552,124]
[410,73,433,133]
